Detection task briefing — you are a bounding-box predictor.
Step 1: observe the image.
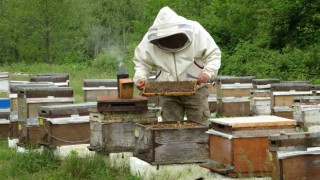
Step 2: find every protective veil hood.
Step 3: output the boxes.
[147,7,194,52]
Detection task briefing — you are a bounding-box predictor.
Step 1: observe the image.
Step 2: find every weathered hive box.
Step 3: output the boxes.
[251,97,271,116]
[9,112,19,138]
[215,76,255,85]
[208,94,217,113]
[0,72,9,98]
[9,82,56,112]
[39,115,90,148]
[271,82,311,91]
[133,121,209,165]
[89,108,158,153]
[293,96,320,105]
[38,102,96,118]
[0,108,10,139]
[82,79,118,102]
[273,106,293,119]
[215,76,254,98]
[217,97,250,117]
[293,105,320,127]
[250,89,271,97]
[0,119,10,139]
[30,73,69,87]
[38,102,96,148]
[252,78,280,90]
[17,87,74,120]
[201,116,296,177]
[271,91,317,107]
[271,91,319,119]
[269,132,320,180]
[18,119,41,145]
[217,83,253,99]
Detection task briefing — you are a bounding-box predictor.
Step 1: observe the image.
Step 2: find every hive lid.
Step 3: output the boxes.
[45,115,90,124]
[0,119,10,124]
[209,115,296,128]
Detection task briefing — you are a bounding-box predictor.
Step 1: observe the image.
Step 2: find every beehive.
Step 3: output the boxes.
[89,108,158,153]
[38,103,96,148]
[201,116,296,177]
[134,121,209,165]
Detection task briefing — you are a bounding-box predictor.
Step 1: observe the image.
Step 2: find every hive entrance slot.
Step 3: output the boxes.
[110,102,135,107]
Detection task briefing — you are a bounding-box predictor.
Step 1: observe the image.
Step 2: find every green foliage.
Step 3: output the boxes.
[0,0,320,82]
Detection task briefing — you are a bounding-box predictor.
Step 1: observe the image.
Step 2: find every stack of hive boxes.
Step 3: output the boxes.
[8,82,56,140]
[16,87,74,146]
[0,72,10,139]
[201,115,297,177]
[271,82,316,119]
[292,85,320,129]
[216,76,255,117]
[250,78,280,116]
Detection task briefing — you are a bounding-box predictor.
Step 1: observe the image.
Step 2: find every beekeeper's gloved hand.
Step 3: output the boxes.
[197,73,210,85]
[136,79,146,90]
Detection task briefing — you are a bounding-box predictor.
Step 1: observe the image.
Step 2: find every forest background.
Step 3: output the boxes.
[1,0,320,83]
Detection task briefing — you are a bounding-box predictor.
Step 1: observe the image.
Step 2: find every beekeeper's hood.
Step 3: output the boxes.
[147,7,194,52]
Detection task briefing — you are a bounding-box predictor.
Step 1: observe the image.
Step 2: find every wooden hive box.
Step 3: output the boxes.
[83,79,118,102]
[17,119,41,146]
[272,106,293,119]
[36,102,96,147]
[201,116,296,178]
[251,97,271,116]
[252,78,280,90]
[0,119,10,139]
[30,73,69,87]
[216,83,253,99]
[119,78,134,99]
[215,76,255,85]
[39,115,90,148]
[217,97,250,117]
[269,132,320,180]
[293,105,320,127]
[208,94,217,113]
[133,121,209,165]
[9,82,56,112]
[89,108,158,153]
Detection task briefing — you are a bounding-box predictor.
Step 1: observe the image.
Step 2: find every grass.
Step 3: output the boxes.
[0,140,139,180]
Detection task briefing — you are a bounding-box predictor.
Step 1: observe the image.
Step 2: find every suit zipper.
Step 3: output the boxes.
[173,53,179,81]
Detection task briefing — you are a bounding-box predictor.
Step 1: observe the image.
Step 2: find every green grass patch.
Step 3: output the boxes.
[0,140,139,179]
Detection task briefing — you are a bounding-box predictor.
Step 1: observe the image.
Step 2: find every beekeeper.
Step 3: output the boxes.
[133,6,221,125]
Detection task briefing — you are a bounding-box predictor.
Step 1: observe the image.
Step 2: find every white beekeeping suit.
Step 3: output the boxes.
[133,6,221,85]
[133,6,221,124]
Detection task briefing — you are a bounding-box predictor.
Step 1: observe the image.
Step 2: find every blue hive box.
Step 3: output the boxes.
[0,98,10,109]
